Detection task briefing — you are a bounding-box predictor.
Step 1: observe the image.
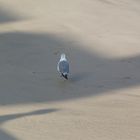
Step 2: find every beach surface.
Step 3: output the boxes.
[0,0,140,139]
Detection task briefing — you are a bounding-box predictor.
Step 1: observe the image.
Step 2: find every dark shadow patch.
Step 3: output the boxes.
[0,130,17,140]
[70,72,91,82]
[0,108,59,140]
[0,32,139,105]
[0,6,28,24]
[0,108,59,124]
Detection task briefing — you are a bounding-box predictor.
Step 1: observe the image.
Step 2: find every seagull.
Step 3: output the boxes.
[57,53,69,80]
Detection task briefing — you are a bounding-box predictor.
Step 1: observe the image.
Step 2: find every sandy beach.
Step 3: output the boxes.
[0,0,140,139]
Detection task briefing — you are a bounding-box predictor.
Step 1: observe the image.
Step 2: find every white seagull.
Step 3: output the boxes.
[57,53,69,80]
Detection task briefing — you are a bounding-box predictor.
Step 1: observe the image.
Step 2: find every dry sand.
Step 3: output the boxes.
[0,0,140,139]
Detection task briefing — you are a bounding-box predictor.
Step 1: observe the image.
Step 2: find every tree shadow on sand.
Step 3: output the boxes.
[0,109,59,140]
[0,4,140,139]
[0,31,139,105]
[0,6,28,24]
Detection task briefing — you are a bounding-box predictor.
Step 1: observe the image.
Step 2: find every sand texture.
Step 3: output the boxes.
[0,0,140,139]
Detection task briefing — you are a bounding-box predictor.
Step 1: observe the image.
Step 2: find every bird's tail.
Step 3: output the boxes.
[62,73,68,80]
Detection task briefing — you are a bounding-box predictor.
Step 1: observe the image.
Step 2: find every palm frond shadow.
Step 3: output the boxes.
[0,32,139,105]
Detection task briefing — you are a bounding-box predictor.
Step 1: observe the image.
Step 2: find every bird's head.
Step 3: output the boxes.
[60,53,66,60]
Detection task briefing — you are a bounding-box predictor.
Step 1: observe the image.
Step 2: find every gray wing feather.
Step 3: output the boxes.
[59,60,69,73]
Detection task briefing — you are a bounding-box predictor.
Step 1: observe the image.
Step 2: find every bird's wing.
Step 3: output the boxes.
[58,60,69,74]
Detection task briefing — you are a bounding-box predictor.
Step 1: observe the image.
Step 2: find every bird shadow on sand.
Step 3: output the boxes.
[70,72,92,82]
